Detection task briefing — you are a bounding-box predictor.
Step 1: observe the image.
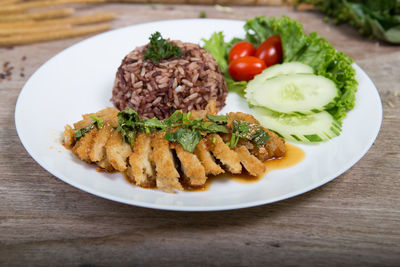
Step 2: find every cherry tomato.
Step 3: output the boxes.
[228,41,256,62]
[255,35,283,67]
[228,56,266,82]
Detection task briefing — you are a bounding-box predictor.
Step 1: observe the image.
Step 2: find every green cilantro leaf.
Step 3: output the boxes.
[206,114,228,124]
[164,128,202,153]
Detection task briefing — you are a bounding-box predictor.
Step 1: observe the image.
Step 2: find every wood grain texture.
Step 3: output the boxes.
[0,4,399,266]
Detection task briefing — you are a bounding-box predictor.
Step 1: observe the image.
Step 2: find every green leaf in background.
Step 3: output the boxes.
[296,0,400,44]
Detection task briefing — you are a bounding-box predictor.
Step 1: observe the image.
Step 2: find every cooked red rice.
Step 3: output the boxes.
[111,40,228,119]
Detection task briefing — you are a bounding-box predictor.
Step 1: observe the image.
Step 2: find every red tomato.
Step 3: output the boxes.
[228,41,255,62]
[255,35,283,67]
[228,56,266,82]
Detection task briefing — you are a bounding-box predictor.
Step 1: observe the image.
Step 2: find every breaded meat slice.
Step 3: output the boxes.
[234,146,266,176]
[194,139,224,176]
[191,99,218,120]
[205,99,218,115]
[97,158,114,172]
[206,134,242,174]
[126,133,155,188]
[89,123,114,162]
[74,107,119,129]
[175,144,207,186]
[226,112,286,161]
[72,128,98,162]
[151,132,183,193]
[63,124,75,149]
[105,130,132,172]
[264,129,286,159]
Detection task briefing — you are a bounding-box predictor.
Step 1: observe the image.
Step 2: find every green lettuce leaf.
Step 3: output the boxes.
[202,32,229,74]
[245,16,358,121]
[202,33,248,95]
[244,16,309,62]
[202,15,358,122]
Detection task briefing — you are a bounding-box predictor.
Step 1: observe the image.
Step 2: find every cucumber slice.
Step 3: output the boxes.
[246,73,339,115]
[252,107,342,143]
[252,62,314,82]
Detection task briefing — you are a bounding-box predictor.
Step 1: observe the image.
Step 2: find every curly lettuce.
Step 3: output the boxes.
[202,33,247,97]
[202,15,358,122]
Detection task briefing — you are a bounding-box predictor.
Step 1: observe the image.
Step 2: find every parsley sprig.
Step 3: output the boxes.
[143,32,182,63]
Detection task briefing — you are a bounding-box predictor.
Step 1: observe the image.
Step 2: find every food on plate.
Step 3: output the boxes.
[254,35,283,67]
[228,41,256,62]
[111,32,228,120]
[203,16,358,143]
[246,67,339,115]
[226,36,283,82]
[228,56,266,82]
[244,61,342,142]
[63,101,286,193]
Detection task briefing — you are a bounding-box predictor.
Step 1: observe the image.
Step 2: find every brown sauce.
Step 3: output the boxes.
[186,143,305,191]
[123,143,305,192]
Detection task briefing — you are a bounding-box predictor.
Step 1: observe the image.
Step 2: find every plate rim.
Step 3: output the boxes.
[14,18,383,212]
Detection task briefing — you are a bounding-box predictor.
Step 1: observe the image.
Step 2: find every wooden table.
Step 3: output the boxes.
[1,4,399,266]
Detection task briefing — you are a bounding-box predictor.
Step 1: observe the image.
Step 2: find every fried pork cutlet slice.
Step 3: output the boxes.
[151,133,183,193]
[63,124,75,149]
[205,99,218,115]
[89,123,114,162]
[264,129,286,159]
[226,112,286,161]
[74,107,119,129]
[194,139,224,176]
[191,100,218,120]
[206,134,242,174]
[126,133,155,188]
[234,146,266,176]
[105,130,132,172]
[175,144,207,186]
[72,128,98,162]
[97,158,114,172]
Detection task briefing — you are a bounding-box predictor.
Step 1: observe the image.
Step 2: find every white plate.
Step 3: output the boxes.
[15,19,382,211]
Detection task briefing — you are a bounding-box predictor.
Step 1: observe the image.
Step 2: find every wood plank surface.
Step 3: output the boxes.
[1,4,399,266]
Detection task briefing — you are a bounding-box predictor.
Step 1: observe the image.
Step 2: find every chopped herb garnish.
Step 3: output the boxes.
[116,108,139,145]
[164,128,202,153]
[206,114,228,124]
[143,32,182,63]
[163,111,183,126]
[74,115,104,141]
[115,107,229,151]
[90,115,103,129]
[229,120,269,148]
[199,11,206,18]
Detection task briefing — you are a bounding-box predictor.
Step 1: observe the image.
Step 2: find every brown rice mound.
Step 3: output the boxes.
[111,40,228,119]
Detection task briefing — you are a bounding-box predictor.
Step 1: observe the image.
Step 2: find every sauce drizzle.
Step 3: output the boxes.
[125,143,305,192]
[187,143,305,190]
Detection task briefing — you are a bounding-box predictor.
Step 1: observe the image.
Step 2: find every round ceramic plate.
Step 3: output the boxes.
[15,19,382,211]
